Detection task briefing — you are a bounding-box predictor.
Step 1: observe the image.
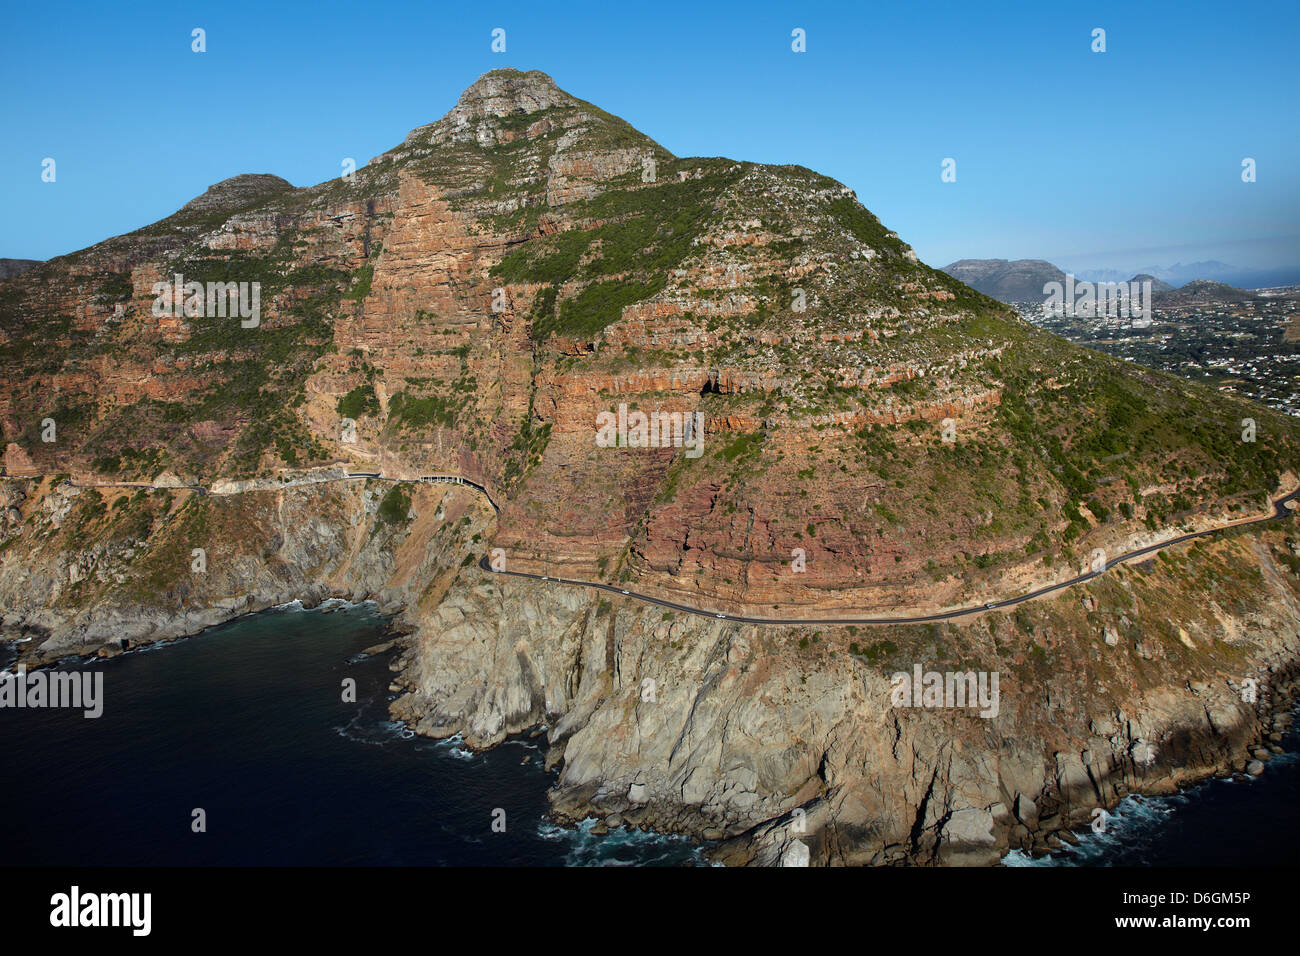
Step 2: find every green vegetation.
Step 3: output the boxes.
[721,431,763,462]
[545,279,659,340]
[376,485,411,526]
[337,384,380,420]
[387,359,477,433]
[344,264,373,301]
[825,196,908,256]
[121,494,210,602]
[96,272,133,302]
[488,161,746,340]
[848,639,898,663]
[502,409,552,489]
[388,390,456,429]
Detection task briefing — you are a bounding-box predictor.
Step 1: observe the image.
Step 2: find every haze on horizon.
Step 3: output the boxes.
[2,0,1296,278]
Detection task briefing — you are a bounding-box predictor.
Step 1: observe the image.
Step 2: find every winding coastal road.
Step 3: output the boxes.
[479,487,1300,627]
[61,471,495,506]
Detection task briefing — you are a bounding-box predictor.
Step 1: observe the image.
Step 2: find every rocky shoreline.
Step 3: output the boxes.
[5,477,1300,866]
[379,592,1300,867]
[6,584,1295,868]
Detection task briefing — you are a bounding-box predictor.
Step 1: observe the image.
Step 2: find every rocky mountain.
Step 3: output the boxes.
[940,258,1067,304]
[1153,278,1262,307]
[0,258,42,280]
[3,69,1299,866]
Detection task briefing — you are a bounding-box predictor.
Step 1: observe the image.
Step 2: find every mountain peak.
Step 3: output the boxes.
[176,174,294,218]
[452,68,575,121]
[397,68,658,156]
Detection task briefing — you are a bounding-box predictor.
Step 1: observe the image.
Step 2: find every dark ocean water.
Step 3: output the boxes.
[0,602,705,866]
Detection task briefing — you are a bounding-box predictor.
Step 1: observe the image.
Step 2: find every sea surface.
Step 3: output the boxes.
[0,602,705,866]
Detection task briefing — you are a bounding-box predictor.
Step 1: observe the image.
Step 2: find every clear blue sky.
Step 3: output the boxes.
[3,0,1297,274]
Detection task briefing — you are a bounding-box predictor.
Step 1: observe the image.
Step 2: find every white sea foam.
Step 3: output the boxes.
[320,598,376,611]
[538,816,708,867]
[431,733,476,761]
[333,714,412,747]
[275,597,376,613]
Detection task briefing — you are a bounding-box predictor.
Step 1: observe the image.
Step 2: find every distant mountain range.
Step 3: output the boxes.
[1071,261,1300,290]
[943,258,1272,306]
